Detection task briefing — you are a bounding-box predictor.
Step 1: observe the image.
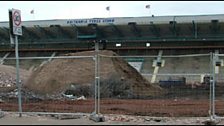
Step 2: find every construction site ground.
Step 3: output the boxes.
[0,112,224,125]
[1,50,224,125]
[1,98,224,117]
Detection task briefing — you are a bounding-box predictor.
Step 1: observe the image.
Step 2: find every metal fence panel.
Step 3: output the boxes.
[0,52,95,115]
[98,53,211,117]
[213,54,224,118]
[0,51,213,118]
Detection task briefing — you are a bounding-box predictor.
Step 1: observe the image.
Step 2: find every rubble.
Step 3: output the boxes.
[77,96,86,100]
[62,94,77,100]
[0,109,4,118]
[61,94,86,101]
[0,64,31,100]
[0,72,16,87]
[105,114,145,123]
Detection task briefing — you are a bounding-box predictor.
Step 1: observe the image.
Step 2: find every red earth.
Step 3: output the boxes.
[1,98,224,117]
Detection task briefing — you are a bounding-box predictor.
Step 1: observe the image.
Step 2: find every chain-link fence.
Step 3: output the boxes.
[1,50,222,119]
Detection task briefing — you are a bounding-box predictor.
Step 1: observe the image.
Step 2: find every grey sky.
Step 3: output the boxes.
[0,1,224,21]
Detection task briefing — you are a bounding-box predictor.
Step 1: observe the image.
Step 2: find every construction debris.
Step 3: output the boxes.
[0,110,4,118]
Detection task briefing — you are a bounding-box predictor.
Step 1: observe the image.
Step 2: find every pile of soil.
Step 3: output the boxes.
[24,50,163,99]
[0,64,31,92]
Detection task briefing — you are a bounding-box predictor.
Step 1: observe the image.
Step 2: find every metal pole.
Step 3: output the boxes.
[209,52,213,118]
[90,40,105,122]
[97,50,100,114]
[94,43,97,114]
[212,53,216,119]
[94,41,99,114]
[15,35,22,117]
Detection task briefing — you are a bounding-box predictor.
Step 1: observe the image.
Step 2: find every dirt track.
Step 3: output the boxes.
[1,99,224,125]
[1,98,223,117]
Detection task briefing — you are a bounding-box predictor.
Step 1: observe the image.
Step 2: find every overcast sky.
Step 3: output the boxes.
[0,1,224,21]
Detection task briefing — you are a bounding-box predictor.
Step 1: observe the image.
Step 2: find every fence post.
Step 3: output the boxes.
[94,40,99,114]
[211,53,216,120]
[89,40,105,122]
[97,50,100,114]
[209,52,212,119]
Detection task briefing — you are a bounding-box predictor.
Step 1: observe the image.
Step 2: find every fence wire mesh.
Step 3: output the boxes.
[0,51,217,118]
[0,52,95,114]
[213,54,224,118]
[98,53,211,117]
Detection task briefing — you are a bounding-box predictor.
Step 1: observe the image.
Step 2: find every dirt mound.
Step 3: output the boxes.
[0,64,31,92]
[24,50,163,99]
